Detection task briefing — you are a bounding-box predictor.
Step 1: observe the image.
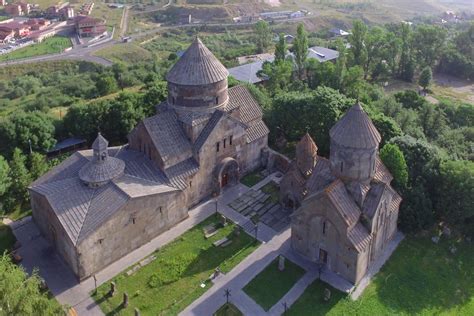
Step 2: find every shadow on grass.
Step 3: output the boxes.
[373,236,474,314]
[287,280,345,315]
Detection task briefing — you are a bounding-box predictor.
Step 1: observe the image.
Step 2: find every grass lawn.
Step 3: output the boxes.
[93,43,153,64]
[243,257,305,311]
[240,169,264,187]
[0,36,72,62]
[288,235,474,315]
[214,303,243,316]
[0,223,16,254]
[92,214,260,315]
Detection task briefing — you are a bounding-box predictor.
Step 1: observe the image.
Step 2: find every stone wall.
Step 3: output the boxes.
[168,79,228,109]
[329,141,377,182]
[76,189,186,279]
[30,190,79,276]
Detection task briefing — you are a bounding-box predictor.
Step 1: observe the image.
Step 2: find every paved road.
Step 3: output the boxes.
[0,37,116,67]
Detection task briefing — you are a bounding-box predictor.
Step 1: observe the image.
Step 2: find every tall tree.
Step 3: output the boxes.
[348,20,368,67]
[399,22,415,82]
[29,153,49,181]
[412,24,447,68]
[363,26,385,78]
[275,33,287,63]
[7,148,31,209]
[434,160,474,237]
[255,20,272,53]
[419,66,432,91]
[0,254,65,315]
[260,59,293,94]
[0,156,11,212]
[293,23,308,79]
[380,143,408,189]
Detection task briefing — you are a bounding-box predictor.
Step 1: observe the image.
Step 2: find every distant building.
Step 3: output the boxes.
[75,16,106,37]
[228,46,339,84]
[0,29,14,43]
[0,20,30,37]
[46,2,75,20]
[329,28,350,37]
[0,0,6,6]
[25,18,50,30]
[4,1,30,16]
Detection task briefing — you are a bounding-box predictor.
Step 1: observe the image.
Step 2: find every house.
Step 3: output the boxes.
[29,38,269,280]
[75,16,106,37]
[4,1,30,16]
[0,29,14,43]
[280,103,401,285]
[329,28,350,37]
[0,21,30,37]
[228,46,339,84]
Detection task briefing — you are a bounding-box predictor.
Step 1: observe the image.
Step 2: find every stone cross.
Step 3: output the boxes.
[109,281,116,297]
[134,308,140,316]
[278,255,285,271]
[123,292,129,308]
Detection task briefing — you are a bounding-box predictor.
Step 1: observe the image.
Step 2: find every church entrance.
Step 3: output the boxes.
[215,157,239,193]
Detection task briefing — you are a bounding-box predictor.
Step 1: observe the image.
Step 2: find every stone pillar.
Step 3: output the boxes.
[278,255,285,271]
[134,308,140,316]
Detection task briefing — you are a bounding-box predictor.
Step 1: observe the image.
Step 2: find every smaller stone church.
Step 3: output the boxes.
[280,103,402,285]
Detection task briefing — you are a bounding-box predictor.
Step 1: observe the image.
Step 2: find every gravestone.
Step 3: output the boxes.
[221,214,228,226]
[123,292,129,308]
[278,255,285,271]
[233,226,241,236]
[134,308,140,316]
[324,288,331,302]
[109,282,116,297]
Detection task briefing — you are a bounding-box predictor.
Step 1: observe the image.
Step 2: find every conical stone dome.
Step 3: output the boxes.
[296,133,318,177]
[166,38,229,86]
[79,133,125,187]
[329,103,381,149]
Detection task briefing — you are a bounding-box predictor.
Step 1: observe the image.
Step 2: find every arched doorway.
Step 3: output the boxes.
[215,158,239,193]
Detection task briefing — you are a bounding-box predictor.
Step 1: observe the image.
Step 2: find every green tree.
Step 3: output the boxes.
[0,111,56,159]
[269,86,353,155]
[370,113,403,146]
[0,254,65,315]
[143,80,167,115]
[29,153,49,181]
[255,21,272,53]
[412,24,447,68]
[398,23,415,81]
[434,160,474,237]
[0,156,11,213]
[260,59,293,94]
[348,20,368,67]
[96,75,118,96]
[380,143,408,189]
[274,33,287,63]
[7,149,31,210]
[418,66,432,91]
[363,26,385,78]
[293,23,308,79]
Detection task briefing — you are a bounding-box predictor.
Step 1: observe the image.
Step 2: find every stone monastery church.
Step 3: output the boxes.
[29,38,269,280]
[280,103,402,284]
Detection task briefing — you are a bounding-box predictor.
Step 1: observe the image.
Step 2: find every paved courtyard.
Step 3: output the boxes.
[228,181,291,232]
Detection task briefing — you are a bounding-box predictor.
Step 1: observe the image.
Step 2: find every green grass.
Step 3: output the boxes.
[214,303,243,316]
[0,36,72,62]
[288,235,474,315]
[240,169,264,187]
[0,223,16,254]
[92,214,260,315]
[93,43,153,64]
[243,257,305,311]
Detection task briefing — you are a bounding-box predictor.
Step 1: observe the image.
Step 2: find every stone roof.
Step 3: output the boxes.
[330,103,381,149]
[142,110,192,167]
[324,179,361,227]
[347,223,372,252]
[194,110,225,152]
[30,146,187,246]
[296,133,318,175]
[374,156,393,184]
[166,38,229,86]
[227,85,263,125]
[306,157,336,194]
[92,132,108,151]
[246,121,269,143]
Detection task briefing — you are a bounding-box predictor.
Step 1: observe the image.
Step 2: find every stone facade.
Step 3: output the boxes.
[29,38,269,280]
[281,103,402,285]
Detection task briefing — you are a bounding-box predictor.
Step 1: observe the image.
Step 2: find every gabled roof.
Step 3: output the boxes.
[324,179,361,227]
[296,133,318,175]
[142,110,192,167]
[330,103,381,149]
[92,133,108,151]
[166,38,229,86]
[194,110,225,152]
[246,120,269,143]
[348,223,372,252]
